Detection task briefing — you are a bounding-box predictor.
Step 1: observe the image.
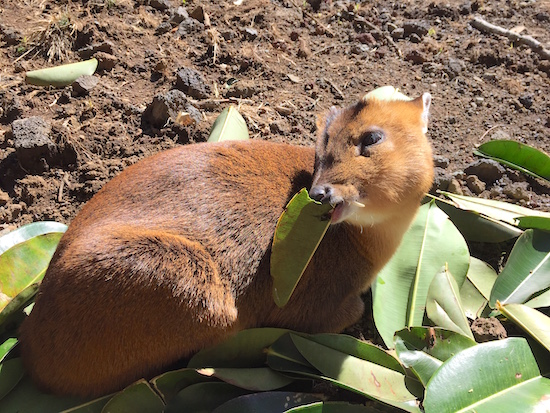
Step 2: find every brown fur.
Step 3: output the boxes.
[19,94,434,397]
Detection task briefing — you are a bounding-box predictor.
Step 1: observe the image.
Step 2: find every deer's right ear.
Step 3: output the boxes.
[316,106,340,134]
[411,93,431,134]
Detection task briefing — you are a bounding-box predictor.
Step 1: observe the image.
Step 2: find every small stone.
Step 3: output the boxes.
[386,22,398,32]
[176,17,203,36]
[12,117,56,172]
[405,49,427,64]
[142,89,189,129]
[149,0,171,11]
[72,75,99,96]
[244,27,258,40]
[390,28,405,39]
[464,159,506,184]
[466,175,486,194]
[471,317,507,342]
[189,6,205,22]
[409,33,422,44]
[175,67,210,100]
[432,167,452,192]
[226,81,257,98]
[0,91,22,124]
[518,95,533,109]
[433,155,450,169]
[94,51,118,71]
[447,178,463,195]
[403,21,429,37]
[503,182,530,201]
[155,21,172,35]
[290,31,300,41]
[356,32,376,45]
[1,26,21,46]
[269,120,290,135]
[422,62,441,73]
[169,7,189,25]
[297,38,311,58]
[77,41,115,59]
[445,58,465,79]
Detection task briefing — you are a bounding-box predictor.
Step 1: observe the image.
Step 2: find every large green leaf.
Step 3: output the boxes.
[207,106,249,142]
[187,328,289,368]
[498,303,550,353]
[372,201,470,348]
[284,402,385,412]
[101,380,164,413]
[0,222,67,254]
[212,392,323,413]
[0,231,64,312]
[490,229,550,307]
[516,216,550,231]
[196,367,294,391]
[150,368,212,404]
[25,58,98,87]
[164,382,249,413]
[289,334,421,412]
[433,196,522,242]
[475,140,550,182]
[440,192,550,226]
[0,338,17,364]
[0,375,86,413]
[394,327,476,387]
[459,258,498,319]
[524,285,550,308]
[424,337,550,413]
[59,395,111,413]
[271,189,332,307]
[0,359,24,401]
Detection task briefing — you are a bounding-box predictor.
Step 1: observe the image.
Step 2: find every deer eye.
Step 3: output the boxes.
[359,130,385,156]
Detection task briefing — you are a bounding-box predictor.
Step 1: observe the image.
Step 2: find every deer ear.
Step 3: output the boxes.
[412,93,431,134]
[316,106,340,134]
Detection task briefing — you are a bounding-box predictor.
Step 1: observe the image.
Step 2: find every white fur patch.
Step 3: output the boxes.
[362,86,412,102]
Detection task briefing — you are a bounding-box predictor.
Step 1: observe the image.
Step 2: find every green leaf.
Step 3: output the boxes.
[0,283,40,328]
[187,328,289,368]
[284,402,387,413]
[101,380,164,413]
[196,367,294,391]
[0,232,64,312]
[289,334,420,412]
[165,382,249,413]
[424,337,550,413]
[212,392,323,413]
[266,333,323,377]
[0,375,85,412]
[498,303,550,353]
[432,196,522,242]
[516,216,550,231]
[394,327,476,387]
[440,191,550,226]
[459,278,487,320]
[207,106,249,142]
[426,265,474,340]
[271,189,332,307]
[459,258,498,319]
[475,140,550,182]
[59,395,112,413]
[372,201,470,348]
[0,338,17,363]
[25,58,98,87]
[0,358,24,401]
[490,229,550,307]
[524,286,550,308]
[0,222,67,254]
[150,368,212,404]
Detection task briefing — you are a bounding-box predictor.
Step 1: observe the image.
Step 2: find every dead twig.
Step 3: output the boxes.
[471,16,550,61]
[324,77,345,100]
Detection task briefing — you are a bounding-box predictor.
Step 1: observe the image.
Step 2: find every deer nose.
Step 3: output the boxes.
[309,185,333,204]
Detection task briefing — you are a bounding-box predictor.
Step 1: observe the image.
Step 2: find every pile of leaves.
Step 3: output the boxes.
[1,108,550,412]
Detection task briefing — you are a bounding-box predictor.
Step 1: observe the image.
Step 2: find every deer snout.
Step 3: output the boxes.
[310,184,334,204]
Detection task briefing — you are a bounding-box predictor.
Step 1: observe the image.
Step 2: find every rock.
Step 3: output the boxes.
[12,117,56,172]
[518,95,533,109]
[471,317,507,342]
[422,62,441,73]
[175,67,210,100]
[0,189,9,206]
[466,175,486,194]
[72,75,99,96]
[464,159,505,184]
[142,89,200,129]
[149,0,171,11]
[244,27,258,40]
[0,25,21,46]
[189,5,205,22]
[226,81,257,98]
[169,7,189,25]
[503,182,530,201]
[409,33,422,43]
[405,49,427,64]
[447,178,463,195]
[95,51,118,71]
[445,58,465,79]
[433,155,450,169]
[0,91,22,124]
[269,120,290,136]
[297,38,312,58]
[77,41,115,59]
[432,167,452,192]
[356,32,376,45]
[176,17,203,36]
[428,3,459,18]
[390,28,404,39]
[403,21,429,37]
[155,21,172,35]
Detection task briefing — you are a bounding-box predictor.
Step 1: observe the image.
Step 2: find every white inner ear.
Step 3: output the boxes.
[421,93,431,134]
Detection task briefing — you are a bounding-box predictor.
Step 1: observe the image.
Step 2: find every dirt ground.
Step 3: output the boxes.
[1,0,549,232]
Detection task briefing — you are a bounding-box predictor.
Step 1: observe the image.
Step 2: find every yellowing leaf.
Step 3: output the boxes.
[207,106,249,142]
[25,58,98,87]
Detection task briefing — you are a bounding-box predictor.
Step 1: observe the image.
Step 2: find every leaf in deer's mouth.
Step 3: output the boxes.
[270,188,333,308]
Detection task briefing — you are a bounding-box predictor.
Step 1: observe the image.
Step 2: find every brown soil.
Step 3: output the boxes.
[1,0,549,232]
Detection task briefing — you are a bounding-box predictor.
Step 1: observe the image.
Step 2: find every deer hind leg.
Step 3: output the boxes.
[20,226,238,397]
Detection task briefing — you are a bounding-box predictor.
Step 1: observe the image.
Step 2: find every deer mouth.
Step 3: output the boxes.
[330,202,346,223]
